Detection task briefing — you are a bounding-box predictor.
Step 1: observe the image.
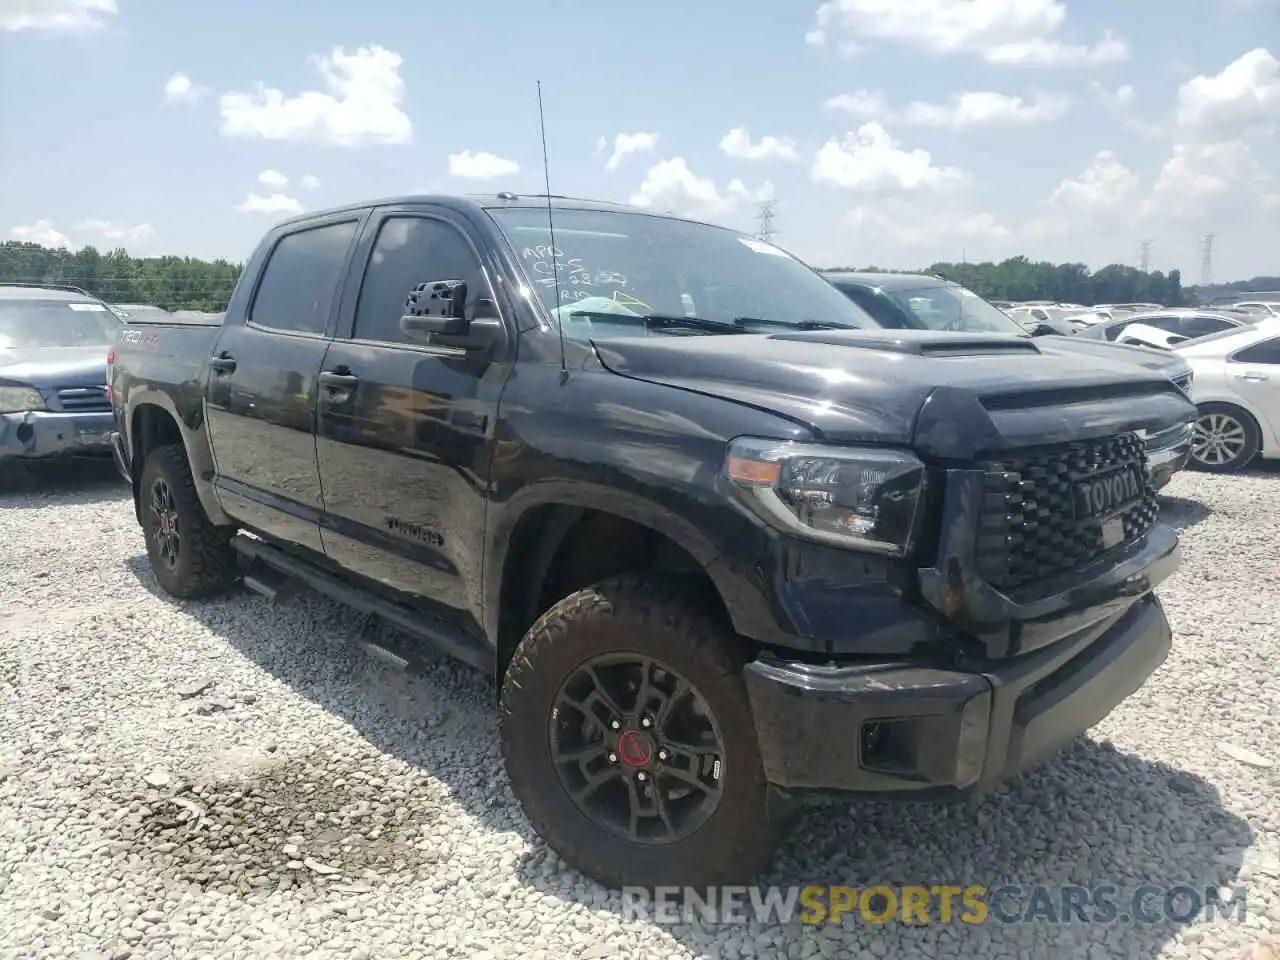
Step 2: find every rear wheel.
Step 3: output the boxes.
[1190,403,1260,474]
[139,444,239,598]
[499,576,794,890]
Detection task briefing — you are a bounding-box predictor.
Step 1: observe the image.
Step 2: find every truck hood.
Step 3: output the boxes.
[591,329,1195,460]
[0,344,110,387]
[1028,334,1188,375]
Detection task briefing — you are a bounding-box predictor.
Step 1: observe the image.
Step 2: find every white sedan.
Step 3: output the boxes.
[1174,316,1280,472]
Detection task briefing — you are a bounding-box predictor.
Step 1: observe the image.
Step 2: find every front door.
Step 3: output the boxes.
[315,207,508,629]
[1227,335,1280,445]
[204,215,363,552]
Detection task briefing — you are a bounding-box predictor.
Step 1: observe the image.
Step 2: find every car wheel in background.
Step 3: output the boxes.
[1190,403,1261,474]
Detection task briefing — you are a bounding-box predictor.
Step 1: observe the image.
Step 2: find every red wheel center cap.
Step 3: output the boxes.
[616,729,654,767]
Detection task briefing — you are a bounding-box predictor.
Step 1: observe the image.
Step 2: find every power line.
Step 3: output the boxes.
[755,199,777,243]
[1199,233,1215,287]
[1139,239,1153,273]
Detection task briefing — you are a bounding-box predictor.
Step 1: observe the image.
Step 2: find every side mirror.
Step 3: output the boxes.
[400,280,469,338]
[1030,323,1058,337]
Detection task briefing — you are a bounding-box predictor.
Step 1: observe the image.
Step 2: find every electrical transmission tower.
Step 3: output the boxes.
[755,199,777,243]
[1199,233,1215,287]
[1139,239,1153,273]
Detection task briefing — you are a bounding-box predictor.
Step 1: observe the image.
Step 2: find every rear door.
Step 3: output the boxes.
[314,205,508,627]
[204,213,365,552]
[1226,336,1280,447]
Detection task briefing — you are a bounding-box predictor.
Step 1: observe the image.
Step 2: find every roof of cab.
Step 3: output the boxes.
[0,284,100,302]
[270,192,689,231]
[820,270,954,291]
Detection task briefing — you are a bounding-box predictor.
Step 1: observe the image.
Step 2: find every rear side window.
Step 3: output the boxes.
[352,216,488,345]
[1177,315,1236,339]
[1232,337,1280,364]
[1107,315,1179,340]
[838,287,904,328]
[249,220,360,335]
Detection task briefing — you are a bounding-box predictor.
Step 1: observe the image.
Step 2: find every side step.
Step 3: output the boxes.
[231,534,494,674]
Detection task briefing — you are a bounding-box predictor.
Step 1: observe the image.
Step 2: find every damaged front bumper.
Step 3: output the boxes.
[0,409,115,462]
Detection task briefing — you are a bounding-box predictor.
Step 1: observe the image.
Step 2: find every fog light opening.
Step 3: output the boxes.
[859,718,920,775]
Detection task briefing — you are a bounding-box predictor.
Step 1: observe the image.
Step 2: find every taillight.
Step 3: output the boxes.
[106,348,115,401]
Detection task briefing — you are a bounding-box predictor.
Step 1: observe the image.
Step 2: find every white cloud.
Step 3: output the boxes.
[1047,151,1141,214]
[804,0,1127,66]
[218,45,412,147]
[163,73,206,105]
[0,0,115,31]
[1090,81,1135,110]
[447,150,519,179]
[1176,47,1280,137]
[256,169,290,189]
[718,127,800,162]
[73,220,156,244]
[1144,140,1265,221]
[299,174,322,191]
[5,219,154,249]
[602,132,658,171]
[628,158,769,219]
[827,89,1069,129]
[846,200,1012,255]
[7,220,72,248]
[236,192,304,216]
[811,122,964,193]
[824,90,890,118]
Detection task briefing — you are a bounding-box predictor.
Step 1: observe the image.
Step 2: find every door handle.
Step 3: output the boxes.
[209,353,236,373]
[318,370,360,388]
[1235,371,1269,382]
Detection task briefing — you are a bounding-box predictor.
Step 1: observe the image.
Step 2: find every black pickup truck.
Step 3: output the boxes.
[109,194,1194,891]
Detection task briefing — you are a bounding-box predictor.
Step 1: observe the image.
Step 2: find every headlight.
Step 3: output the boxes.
[0,385,47,414]
[724,437,927,556]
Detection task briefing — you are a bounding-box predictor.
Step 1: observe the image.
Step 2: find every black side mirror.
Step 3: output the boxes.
[400,280,468,338]
[1030,323,1058,337]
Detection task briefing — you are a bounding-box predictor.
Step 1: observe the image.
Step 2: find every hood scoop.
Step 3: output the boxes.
[766,328,1042,357]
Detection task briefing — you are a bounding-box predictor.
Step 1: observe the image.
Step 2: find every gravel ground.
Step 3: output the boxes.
[1,459,1278,960]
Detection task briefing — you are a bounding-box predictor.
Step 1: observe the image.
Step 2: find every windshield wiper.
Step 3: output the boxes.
[732,317,851,331]
[565,311,747,335]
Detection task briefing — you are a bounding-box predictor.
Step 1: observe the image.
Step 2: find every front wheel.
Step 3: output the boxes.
[499,576,793,890]
[1190,403,1260,474]
[138,444,239,598]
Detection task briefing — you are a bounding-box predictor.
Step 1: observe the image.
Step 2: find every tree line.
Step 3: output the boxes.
[1,239,1275,312]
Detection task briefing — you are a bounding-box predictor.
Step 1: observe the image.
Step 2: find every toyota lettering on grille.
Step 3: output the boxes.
[1072,464,1145,520]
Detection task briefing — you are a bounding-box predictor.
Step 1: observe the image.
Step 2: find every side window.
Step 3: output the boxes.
[1105,320,1138,341]
[1232,338,1280,365]
[1179,316,1235,339]
[249,220,359,335]
[841,288,904,328]
[1031,309,1048,321]
[353,216,488,344]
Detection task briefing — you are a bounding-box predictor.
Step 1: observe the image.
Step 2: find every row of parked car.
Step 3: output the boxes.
[817,273,1280,475]
[0,191,1263,892]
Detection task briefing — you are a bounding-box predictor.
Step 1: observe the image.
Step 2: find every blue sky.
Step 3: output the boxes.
[1,0,1277,283]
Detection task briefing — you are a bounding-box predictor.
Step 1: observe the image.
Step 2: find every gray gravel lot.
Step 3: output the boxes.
[1,460,1278,959]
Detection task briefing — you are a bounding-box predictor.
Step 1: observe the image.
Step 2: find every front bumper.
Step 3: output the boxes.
[745,550,1175,800]
[0,409,115,462]
[1144,422,1193,489]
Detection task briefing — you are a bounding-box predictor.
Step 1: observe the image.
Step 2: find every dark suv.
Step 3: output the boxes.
[0,283,120,468]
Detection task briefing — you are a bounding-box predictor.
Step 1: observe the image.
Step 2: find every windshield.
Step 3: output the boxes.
[883,283,1027,335]
[485,207,878,338]
[0,299,122,349]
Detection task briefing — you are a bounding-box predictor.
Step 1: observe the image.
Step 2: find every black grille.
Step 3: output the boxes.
[55,386,110,412]
[975,432,1159,591]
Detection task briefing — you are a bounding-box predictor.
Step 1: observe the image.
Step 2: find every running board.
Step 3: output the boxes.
[231,534,494,674]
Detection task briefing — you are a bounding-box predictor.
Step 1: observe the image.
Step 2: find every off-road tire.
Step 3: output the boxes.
[139,443,239,599]
[499,575,794,890]
[1190,402,1261,474]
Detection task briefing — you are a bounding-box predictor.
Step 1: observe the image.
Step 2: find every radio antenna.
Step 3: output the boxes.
[536,80,568,380]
